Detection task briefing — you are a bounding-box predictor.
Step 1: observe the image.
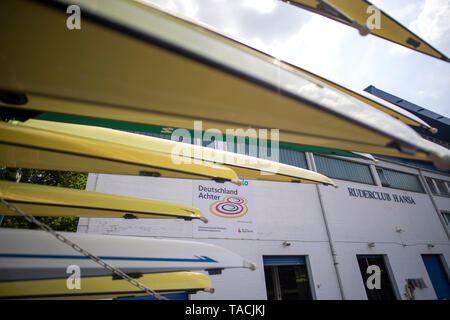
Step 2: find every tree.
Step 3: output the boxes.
[0,168,88,232]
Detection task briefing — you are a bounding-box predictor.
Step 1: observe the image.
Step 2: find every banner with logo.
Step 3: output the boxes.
[192,180,256,239]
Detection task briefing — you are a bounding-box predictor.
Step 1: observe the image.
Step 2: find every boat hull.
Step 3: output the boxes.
[0,229,256,282]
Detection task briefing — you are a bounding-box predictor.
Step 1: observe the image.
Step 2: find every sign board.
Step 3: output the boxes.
[192,180,256,239]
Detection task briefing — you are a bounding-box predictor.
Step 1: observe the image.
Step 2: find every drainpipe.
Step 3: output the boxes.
[306,152,345,299]
[418,168,450,241]
[316,184,346,300]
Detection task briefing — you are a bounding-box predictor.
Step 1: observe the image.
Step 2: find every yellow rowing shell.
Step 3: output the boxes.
[0,271,213,300]
[0,120,240,185]
[20,119,336,186]
[283,0,449,62]
[1,0,447,169]
[0,180,207,222]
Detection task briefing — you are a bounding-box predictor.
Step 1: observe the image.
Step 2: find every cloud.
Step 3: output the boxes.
[193,0,310,43]
[274,14,351,74]
[242,0,277,14]
[409,0,450,44]
[373,0,450,57]
[371,0,424,23]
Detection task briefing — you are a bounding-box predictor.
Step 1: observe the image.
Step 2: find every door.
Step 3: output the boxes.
[263,256,312,300]
[422,255,450,300]
[357,255,397,300]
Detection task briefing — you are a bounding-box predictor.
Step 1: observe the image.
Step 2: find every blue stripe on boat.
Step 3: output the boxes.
[0,253,218,263]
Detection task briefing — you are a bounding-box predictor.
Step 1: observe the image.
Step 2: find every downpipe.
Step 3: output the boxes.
[316,184,346,300]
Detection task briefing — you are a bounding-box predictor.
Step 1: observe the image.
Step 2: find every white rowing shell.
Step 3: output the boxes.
[0,228,256,282]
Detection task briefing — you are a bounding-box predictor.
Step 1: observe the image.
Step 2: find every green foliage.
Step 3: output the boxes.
[1,168,88,232]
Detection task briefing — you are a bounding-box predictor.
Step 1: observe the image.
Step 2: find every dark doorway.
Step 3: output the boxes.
[263,256,312,300]
[357,255,397,300]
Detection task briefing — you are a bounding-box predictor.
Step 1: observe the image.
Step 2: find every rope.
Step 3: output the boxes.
[0,198,168,300]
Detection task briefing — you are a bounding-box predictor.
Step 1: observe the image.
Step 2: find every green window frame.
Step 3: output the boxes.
[376,168,424,193]
[227,139,308,169]
[278,149,308,169]
[314,155,375,185]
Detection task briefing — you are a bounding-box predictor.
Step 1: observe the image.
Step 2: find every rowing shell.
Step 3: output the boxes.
[282,0,449,62]
[0,181,207,222]
[19,119,336,186]
[0,228,256,282]
[0,271,213,300]
[0,120,240,185]
[0,0,448,170]
[274,61,435,131]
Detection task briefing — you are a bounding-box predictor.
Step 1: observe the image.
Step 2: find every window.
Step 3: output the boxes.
[132,132,308,168]
[263,256,312,300]
[357,255,397,300]
[376,168,424,193]
[425,177,438,195]
[279,149,307,169]
[226,139,308,169]
[376,168,390,187]
[314,155,374,185]
[442,212,450,227]
[435,179,450,196]
[425,177,450,197]
[226,137,257,157]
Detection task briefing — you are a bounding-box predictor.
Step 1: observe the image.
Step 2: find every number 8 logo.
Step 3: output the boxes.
[209,196,248,218]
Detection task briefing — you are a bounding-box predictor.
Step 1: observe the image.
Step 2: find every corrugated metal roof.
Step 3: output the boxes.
[364,85,450,144]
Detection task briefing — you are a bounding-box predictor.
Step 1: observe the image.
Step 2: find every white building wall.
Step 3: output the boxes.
[319,173,449,300]
[79,158,450,300]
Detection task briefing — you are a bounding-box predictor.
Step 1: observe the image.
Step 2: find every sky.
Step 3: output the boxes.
[144,0,450,118]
